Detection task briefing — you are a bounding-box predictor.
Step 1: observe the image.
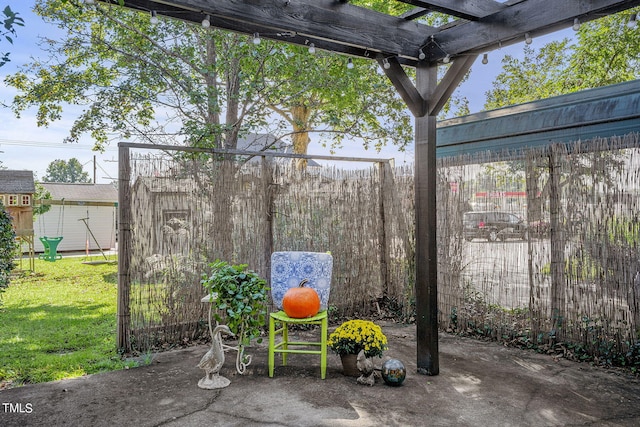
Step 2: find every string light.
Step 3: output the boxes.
[627,14,637,29]
[572,18,581,31]
[525,33,532,44]
[482,53,488,64]
[418,49,426,60]
[382,58,390,69]
[442,54,450,64]
[308,43,316,54]
[347,58,354,69]
[252,33,261,45]
[202,14,211,28]
[150,10,159,25]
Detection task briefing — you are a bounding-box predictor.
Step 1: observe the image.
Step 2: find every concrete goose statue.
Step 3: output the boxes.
[197,324,235,389]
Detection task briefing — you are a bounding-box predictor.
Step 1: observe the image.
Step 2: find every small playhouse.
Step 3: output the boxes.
[0,170,36,270]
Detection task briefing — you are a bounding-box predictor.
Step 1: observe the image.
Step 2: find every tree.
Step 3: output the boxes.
[42,158,91,183]
[5,0,417,159]
[1,5,24,67]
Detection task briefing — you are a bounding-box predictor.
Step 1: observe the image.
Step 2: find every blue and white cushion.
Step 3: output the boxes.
[270,251,333,311]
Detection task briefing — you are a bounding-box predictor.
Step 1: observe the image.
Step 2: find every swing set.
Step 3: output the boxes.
[79,212,117,265]
[38,199,118,264]
[38,199,65,262]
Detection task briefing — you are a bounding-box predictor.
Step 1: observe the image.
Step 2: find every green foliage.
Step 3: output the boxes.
[201,260,269,346]
[6,0,413,156]
[33,181,52,217]
[603,216,640,246]
[0,202,16,299]
[0,257,129,388]
[42,158,91,183]
[1,5,24,67]
[540,257,600,281]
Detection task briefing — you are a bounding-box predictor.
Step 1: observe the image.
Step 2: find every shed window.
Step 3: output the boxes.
[21,195,31,206]
[7,195,19,206]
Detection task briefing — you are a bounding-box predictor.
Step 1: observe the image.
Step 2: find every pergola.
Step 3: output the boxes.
[101,0,640,375]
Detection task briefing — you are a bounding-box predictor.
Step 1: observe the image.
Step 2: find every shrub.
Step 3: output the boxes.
[0,204,17,303]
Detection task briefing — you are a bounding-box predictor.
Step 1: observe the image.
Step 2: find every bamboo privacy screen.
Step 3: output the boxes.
[119,134,640,362]
[118,146,413,352]
[437,133,640,360]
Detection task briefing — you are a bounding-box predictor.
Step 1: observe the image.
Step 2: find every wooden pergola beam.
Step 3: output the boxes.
[425,0,640,61]
[100,0,640,65]
[399,0,507,20]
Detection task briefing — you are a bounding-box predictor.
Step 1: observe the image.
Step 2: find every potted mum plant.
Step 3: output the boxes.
[328,319,388,376]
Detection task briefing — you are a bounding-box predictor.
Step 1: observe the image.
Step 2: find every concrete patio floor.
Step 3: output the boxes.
[2,322,640,426]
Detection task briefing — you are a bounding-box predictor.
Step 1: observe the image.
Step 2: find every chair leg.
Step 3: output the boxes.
[268,315,275,377]
[320,316,327,379]
[281,322,288,366]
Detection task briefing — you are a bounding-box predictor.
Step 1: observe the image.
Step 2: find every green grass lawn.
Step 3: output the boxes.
[0,255,133,389]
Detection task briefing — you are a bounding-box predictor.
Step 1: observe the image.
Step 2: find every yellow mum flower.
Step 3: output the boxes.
[327,319,388,358]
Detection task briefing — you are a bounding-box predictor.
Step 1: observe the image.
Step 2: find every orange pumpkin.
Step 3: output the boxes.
[282,279,321,318]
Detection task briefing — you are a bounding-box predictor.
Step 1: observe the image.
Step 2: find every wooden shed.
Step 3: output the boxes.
[35,183,118,253]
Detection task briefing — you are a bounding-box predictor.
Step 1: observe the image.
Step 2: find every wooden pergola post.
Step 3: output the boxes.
[414,62,439,375]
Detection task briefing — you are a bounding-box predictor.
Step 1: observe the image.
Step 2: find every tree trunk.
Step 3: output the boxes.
[291,104,312,169]
[205,37,222,148]
[224,37,241,150]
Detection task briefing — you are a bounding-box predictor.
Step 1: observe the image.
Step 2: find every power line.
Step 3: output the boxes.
[0,139,118,151]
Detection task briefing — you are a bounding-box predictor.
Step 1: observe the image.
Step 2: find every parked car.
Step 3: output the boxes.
[463,211,528,242]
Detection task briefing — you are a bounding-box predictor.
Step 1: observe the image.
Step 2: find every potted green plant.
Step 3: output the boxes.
[201,260,269,372]
[328,319,388,376]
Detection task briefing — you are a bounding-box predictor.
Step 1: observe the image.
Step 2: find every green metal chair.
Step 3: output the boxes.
[268,251,333,379]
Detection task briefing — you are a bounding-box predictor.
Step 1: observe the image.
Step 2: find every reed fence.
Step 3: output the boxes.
[118,134,640,366]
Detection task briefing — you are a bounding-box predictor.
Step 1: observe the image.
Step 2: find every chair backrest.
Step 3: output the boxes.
[270,251,333,311]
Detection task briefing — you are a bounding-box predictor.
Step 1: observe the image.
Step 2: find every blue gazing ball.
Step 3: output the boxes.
[381,358,406,386]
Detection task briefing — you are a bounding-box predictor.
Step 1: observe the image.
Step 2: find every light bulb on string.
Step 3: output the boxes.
[382,58,390,70]
[308,43,316,54]
[252,33,261,45]
[525,33,532,44]
[573,18,581,31]
[482,53,488,65]
[418,49,426,61]
[202,15,211,28]
[150,10,159,25]
[347,58,354,69]
[442,54,450,64]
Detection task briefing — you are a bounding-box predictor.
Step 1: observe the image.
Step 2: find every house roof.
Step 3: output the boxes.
[0,170,36,194]
[41,183,118,202]
[237,133,321,167]
[236,133,284,152]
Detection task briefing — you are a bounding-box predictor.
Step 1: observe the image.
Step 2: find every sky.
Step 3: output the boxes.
[0,2,574,182]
